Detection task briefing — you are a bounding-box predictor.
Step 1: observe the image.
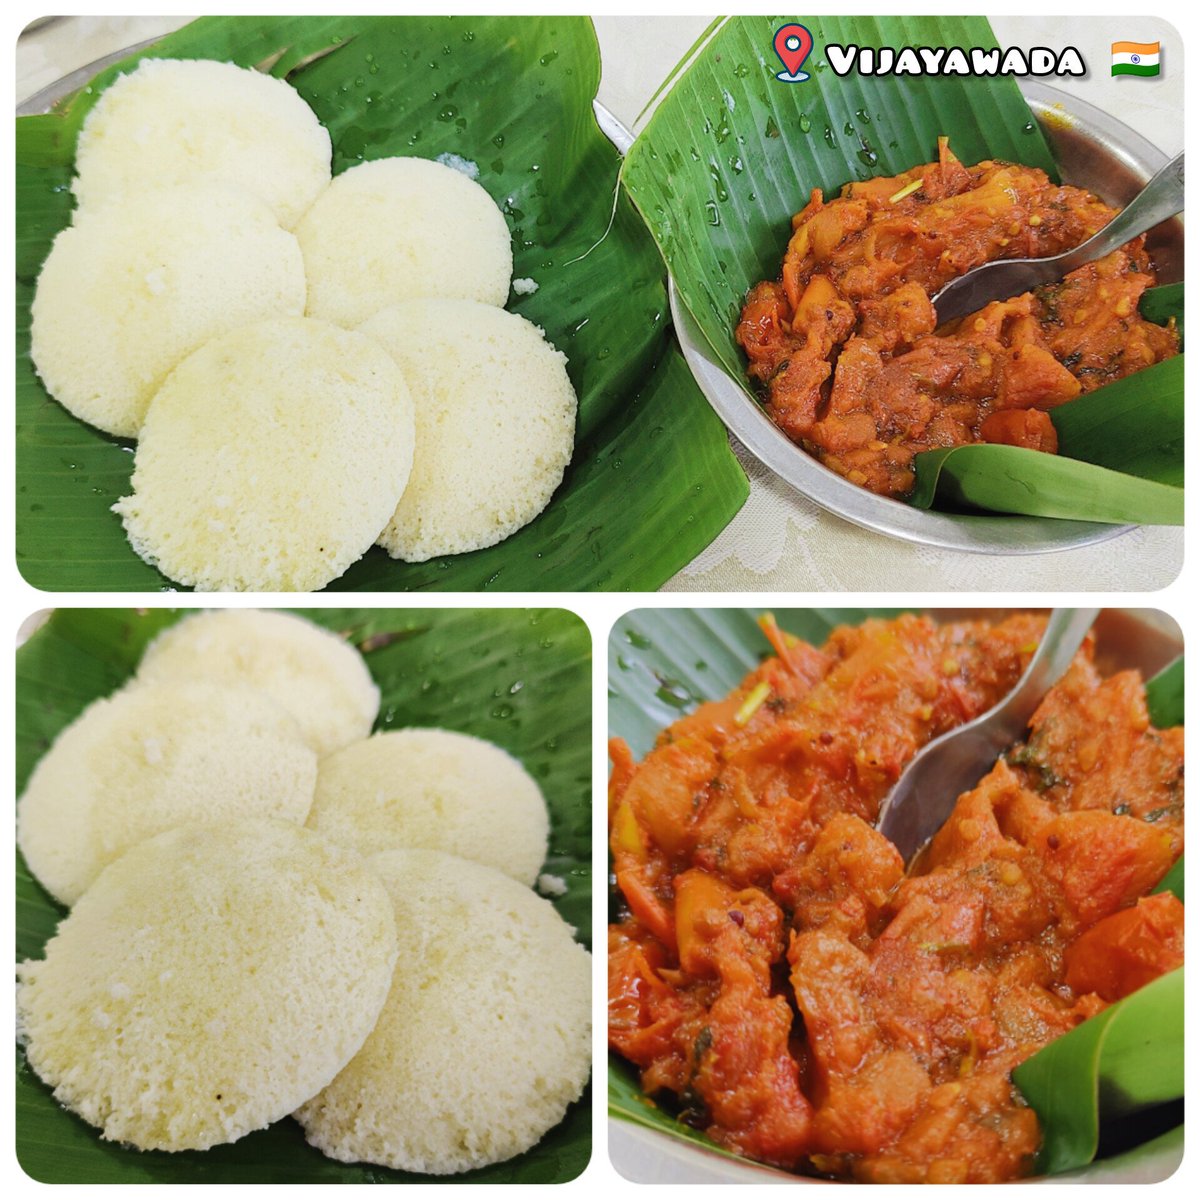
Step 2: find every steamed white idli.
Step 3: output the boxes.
[137,609,380,757]
[30,184,305,438]
[73,57,331,230]
[17,819,397,1152]
[297,157,512,327]
[307,729,548,885]
[359,300,576,562]
[17,679,318,907]
[294,849,591,1174]
[112,317,415,592]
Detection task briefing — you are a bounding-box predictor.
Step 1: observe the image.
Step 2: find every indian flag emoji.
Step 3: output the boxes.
[1112,41,1161,77]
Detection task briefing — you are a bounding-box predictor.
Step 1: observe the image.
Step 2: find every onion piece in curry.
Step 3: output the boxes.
[735,140,1180,497]
[608,612,1183,1182]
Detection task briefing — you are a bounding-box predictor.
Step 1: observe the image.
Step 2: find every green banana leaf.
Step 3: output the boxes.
[1148,656,1184,903]
[1053,354,1184,486]
[908,441,1184,525]
[1146,654,1184,731]
[1139,281,1184,342]
[1154,857,1185,903]
[15,607,591,1183]
[1013,970,1183,1176]
[15,15,747,592]
[621,16,1183,526]
[607,608,1183,1178]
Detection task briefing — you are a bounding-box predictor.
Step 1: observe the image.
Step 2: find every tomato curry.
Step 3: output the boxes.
[608,613,1184,1182]
[735,142,1180,497]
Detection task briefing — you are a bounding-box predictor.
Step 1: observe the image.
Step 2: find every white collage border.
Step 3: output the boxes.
[4,1,1197,1196]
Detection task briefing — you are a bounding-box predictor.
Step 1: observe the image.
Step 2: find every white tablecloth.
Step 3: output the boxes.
[18,15,1184,592]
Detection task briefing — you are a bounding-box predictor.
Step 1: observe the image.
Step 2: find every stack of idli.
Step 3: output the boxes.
[16,679,318,907]
[71,57,332,229]
[307,728,550,884]
[18,820,399,1152]
[295,850,591,1174]
[16,608,591,1175]
[16,609,377,903]
[30,184,306,438]
[111,317,416,593]
[296,156,514,326]
[135,608,380,756]
[30,53,579,591]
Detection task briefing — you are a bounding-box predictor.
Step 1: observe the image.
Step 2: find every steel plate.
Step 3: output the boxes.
[668,80,1181,554]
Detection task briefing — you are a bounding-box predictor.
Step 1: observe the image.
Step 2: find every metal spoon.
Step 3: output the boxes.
[930,152,1184,325]
[876,607,1100,865]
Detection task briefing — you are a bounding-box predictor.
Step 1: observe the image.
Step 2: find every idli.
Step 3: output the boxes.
[307,729,548,884]
[17,819,397,1152]
[17,679,318,907]
[297,157,512,327]
[360,300,576,562]
[112,317,415,592]
[294,849,591,1174]
[73,57,331,230]
[30,184,305,438]
[137,609,380,757]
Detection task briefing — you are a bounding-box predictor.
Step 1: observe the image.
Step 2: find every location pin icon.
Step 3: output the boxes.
[773,23,814,82]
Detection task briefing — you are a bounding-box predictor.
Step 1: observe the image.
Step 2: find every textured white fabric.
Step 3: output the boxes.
[663,437,1182,591]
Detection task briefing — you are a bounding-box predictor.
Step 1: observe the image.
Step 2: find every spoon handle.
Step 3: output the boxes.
[994,607,1102,721]
[1057,152,1184,274]
[876,608,1099,863]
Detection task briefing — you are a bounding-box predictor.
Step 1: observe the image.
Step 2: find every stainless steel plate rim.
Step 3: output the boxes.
[611,1116,1184,1186]
[17,37,162,115]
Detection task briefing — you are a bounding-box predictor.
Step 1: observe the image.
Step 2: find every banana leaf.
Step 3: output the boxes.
[1139,281,1184,342]
[1146,653,1184,731]
[1154,858,1184,903]
[1148,655,1184,903]
[1013,970,1183,1176]
[621,15,1184,526]
[607,608,1183,1179]
[907,440,1184,525]
[14,15,747,592]
[15,607,591,1183]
